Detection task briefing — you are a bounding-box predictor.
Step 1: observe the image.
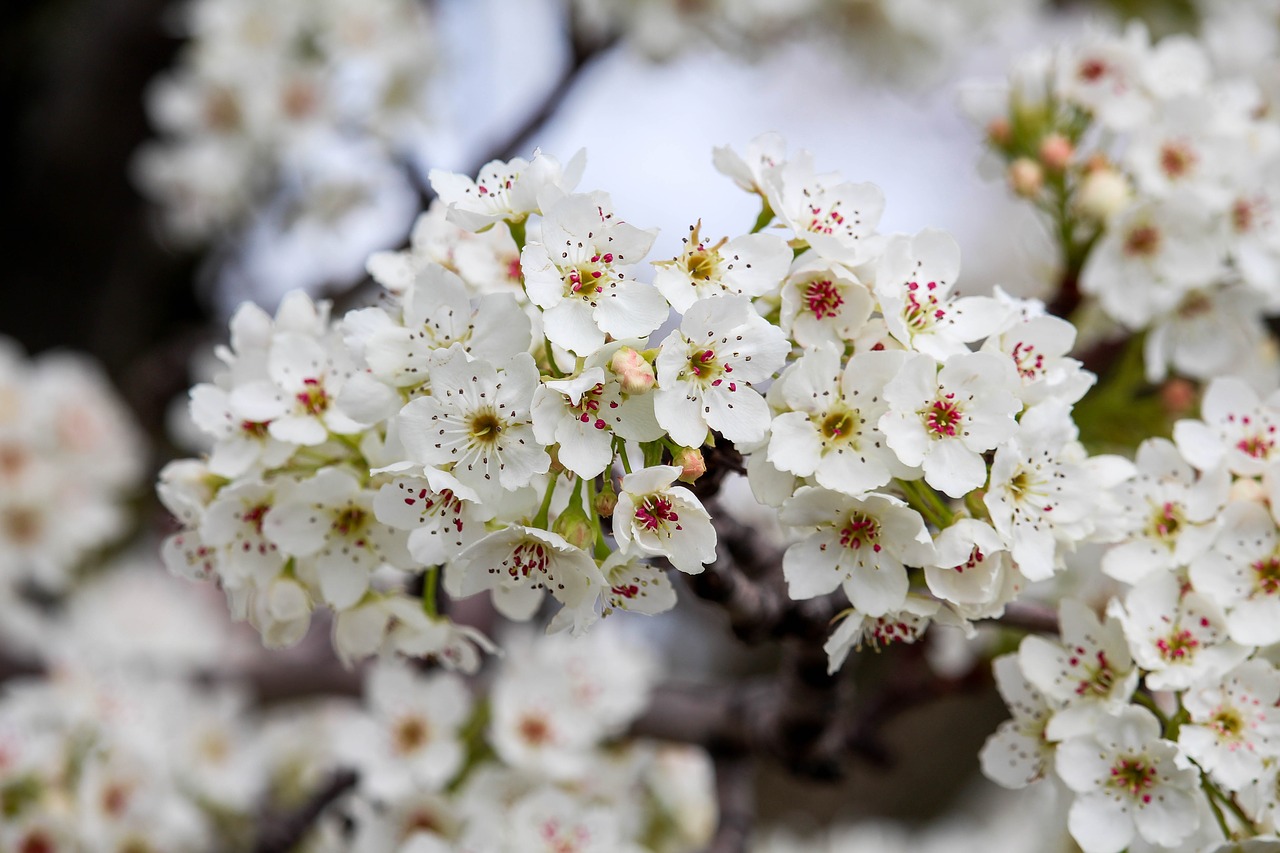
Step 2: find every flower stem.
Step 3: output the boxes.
[585,476,610,560]
[751,199,774,233]
[533,475,558,529]
[422,567,439,619]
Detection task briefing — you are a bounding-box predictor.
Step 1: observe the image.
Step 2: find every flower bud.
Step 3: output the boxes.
[1160,378,1196,417]
[987,118,1012,148]
[675,448,706,483]
[1231,476,1267,505]
[594,479,618,518]
[553,502,596,551]
[1008,158,1043,197]
[609,347,656,395]
[1038,134,1073,171]
[1075,166,1131,221]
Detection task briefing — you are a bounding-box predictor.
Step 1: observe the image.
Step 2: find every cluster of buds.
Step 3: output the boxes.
[967,22,1280,387]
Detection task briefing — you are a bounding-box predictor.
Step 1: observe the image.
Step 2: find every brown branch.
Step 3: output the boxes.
[706,751,755,853]
[989,600,1060,635]
[253,768,359,853]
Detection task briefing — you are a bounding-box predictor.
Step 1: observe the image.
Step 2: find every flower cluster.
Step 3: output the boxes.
[0,339,144,632]
[0,665,263,852]
[163,136,1136,679]
[980,376,1280,851]
[967,22,1280,386]
[135,0,435,244]
[319,628,712,852]
[0,623,709,853]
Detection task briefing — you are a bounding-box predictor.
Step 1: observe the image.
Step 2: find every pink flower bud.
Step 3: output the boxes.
[676,448,706,483]
[609,347,656,395]
[987,118,1012,147]
[1038,134,1074,171]
[1008,158,1043,198]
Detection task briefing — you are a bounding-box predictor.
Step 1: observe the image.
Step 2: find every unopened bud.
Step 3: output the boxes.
[1160,378,1196,417]
[676,448,706,483]
[1231,476,1267,505]
[987,118,1012,148]
[609,347,656,395]
[594,479,617,518]
[1008,158,1043,197]
[553,503,595,551]
[1038,134,1074,171]
[1075,167,1131,221]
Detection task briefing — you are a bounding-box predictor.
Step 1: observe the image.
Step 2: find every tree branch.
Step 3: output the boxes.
[253,768,359,853]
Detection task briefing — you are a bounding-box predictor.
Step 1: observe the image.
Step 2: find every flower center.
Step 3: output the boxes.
[1159,141,1197,179]
[923,395,963,438]
[803,278,844,319]
[1071,648,1117,697]
[240,419,271,439]
[1108,757,1157,798]
[820,408,858,443]
[839,512,881,552]
[1145,501,1183,543]
[518,713,553,746]
[295,378,330,416]
[392,716,430,755]
[1236,430,1275,459]
[1155,628,1198,661]
[331,506,368,542]
[562,253,615,300]
[510,541,550,580]
[1010,341,1045,380]
[1213,707,1245,737]
[903,281,945,332]
[569,383,609,431]
[635,496,681,532]
[468,410,504,447]
[686,247,718,282]
[1123,225,1160,258]
[684,347,729,385]
[1252,554,1280,596]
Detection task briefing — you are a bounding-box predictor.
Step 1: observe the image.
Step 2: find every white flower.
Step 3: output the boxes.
[1179,659,1280,792]
[712,132,787,197]
[1101,437,1227,584]
[1080,195,1227,329]
[614,465,716,575]
[982,309,1093,406]
[264,468,412,610]
[397,345,549,503]
[925,518,1014,613]
[777,259,874,348]
[445,525,605,623]
[1019,599,1138,741]
[1056,706,1201,853]
[653,295,789,447]
[780,488,935,616]
[530,360,663,479]
[1055,24,1154,131]
[188,382,294,477]
[766,346,909,497]
[764,152,885,266]
[520,192,666,356]
[231,331,364,446]
[1111,570,1247,692]
[371,470,488,566]
[198,478,286,588]
[1190,499,1280,646]
[985,400,1108,582]
[343,262,532,389]
[652,222,791,312]
[338,660,471,798]
[1174,376,1280,476]
[875,229,1007,359]
[823,594,938,673]
[429,149,585,231]
[980,653,1058,789]
[880,351,1020,498]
